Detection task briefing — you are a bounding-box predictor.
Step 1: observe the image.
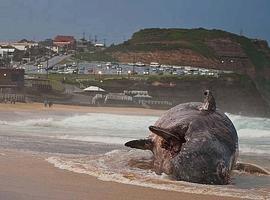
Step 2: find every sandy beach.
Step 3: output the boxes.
[0,149,240,200]
[0,103,267,200]
[0,102,165,116]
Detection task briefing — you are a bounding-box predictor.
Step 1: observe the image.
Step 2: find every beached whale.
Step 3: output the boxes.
[125,90,239,185]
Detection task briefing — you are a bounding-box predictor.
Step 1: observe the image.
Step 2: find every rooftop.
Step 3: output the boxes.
[54,35,75,43]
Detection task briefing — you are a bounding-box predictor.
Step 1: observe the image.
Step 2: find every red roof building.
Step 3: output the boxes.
[53,35,76,50]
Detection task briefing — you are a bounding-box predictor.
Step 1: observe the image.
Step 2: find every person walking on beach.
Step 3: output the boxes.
[44,99,48,107]
[48,101,53,108]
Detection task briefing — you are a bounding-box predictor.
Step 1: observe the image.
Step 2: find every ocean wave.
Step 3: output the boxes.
[226,113,270,131]
[238,129,270,139]
[54,135,136,145]
[0,118,56,128]
[2,112,269,134]
[0,113,157,131]
[0,112,269,155]
[239,145,270,155]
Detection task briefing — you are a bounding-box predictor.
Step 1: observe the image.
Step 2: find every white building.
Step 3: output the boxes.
[0,41,38,51]
[94,43,105,47]
[11,42,38,51]
[45,46,59,53]
[0,46,15,59]
[150,62,160,67]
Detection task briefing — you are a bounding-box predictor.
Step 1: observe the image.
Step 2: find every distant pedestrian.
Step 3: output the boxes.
[44,99,48,107]
[48,101,53,108]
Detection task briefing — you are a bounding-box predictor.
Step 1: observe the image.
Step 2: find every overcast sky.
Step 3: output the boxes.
[0,0,269,44]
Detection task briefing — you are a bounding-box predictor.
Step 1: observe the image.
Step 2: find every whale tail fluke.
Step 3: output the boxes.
[234,162,270,175]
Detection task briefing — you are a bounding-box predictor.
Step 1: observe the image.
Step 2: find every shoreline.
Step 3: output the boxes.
[0,102,268,199]
[0,102,165,116]
[0,149,240,200]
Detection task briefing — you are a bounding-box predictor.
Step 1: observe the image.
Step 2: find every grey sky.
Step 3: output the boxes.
[0,0,269,44]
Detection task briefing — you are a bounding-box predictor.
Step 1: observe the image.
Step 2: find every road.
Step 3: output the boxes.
[23,54,71,74]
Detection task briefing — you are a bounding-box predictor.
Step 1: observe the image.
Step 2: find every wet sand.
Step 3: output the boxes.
[0,150,240,200]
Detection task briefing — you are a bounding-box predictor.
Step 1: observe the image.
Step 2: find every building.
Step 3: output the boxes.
[53,35,76,51]
[0,68,24,90]
[12,42,38,51]
[0,46,15,60]
[51,46,59,53]
[0,40,38,51]
[94,43,105,47]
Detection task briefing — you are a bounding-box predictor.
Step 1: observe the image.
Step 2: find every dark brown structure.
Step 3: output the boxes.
[0,68,24,90]
[24,78,52,91]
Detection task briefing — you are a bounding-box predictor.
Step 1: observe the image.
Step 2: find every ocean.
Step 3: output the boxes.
[0,111,269,199]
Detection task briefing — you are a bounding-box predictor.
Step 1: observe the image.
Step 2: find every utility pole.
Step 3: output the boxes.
[240,28,244,36]
[89,34,92,43]
[46,58,49,79]
[132,55,136,74]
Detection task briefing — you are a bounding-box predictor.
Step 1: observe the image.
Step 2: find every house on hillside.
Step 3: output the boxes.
[12,40,38,51]
[0,46,15,60]
[53,35,76,52]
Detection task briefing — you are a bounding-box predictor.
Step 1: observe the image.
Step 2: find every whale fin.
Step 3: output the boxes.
[149,126,185,156]
[234,162,270,175]
[200,90,216,111]
[149,126,180,141]
[125,139,153,151]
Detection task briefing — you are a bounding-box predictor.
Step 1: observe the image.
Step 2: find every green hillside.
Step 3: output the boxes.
[109,28,270,70]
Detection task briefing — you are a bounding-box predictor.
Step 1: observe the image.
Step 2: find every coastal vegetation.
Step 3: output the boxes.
[73,51,117,62]
[37,72,253,91]
[108,28,270,69]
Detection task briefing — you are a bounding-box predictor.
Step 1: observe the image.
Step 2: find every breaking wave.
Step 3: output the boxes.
[0,112,269,154]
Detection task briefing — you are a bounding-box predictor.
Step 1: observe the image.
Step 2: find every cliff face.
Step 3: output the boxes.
[107,28,270,105]
[111,50,218,68]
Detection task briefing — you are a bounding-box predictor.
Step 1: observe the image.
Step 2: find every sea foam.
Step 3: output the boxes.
[0,112,269,154]
[46,149,270,200]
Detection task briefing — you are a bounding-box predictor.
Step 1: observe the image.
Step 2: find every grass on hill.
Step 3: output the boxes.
[73,51,117,62]
[34,73,250,91]
[108,28,234,58]
[108,28,270,69]
[235,36,270,70]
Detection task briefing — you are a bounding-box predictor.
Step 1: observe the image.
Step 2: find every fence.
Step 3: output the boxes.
[91,94,103,104]
[0,93,25,102]
[104,93,133,104]
[138,99,172,106]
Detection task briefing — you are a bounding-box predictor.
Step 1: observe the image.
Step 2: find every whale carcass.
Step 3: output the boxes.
[125,90,238,185]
